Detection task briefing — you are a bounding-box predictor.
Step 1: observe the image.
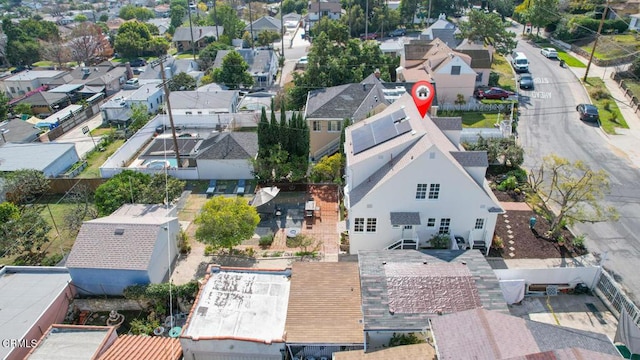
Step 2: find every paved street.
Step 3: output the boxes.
[513,29,640,302]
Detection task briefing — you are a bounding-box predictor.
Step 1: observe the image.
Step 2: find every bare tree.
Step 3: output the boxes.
[68,22,113,65]
[40,39,72,69]
[63,184,98,235]
[0,32,7,67]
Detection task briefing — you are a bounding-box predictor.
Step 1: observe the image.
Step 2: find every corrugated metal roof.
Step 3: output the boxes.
[285,262,363,344]
[98,335,182,360]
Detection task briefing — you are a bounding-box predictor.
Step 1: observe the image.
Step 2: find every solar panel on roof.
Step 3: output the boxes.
[352,108,412,155]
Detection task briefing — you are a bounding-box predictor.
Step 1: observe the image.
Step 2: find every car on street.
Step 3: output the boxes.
[541,48,559,59]
[129,58,147,67]
[388,28,406,37]
[359,33,378,40]
[518,74,534,90]
[576,103,600,122]
[474,87,515,100]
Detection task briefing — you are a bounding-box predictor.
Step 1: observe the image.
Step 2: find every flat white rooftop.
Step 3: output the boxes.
[26,325,114,360]
[0,267,71,360]
[182,268,291,342]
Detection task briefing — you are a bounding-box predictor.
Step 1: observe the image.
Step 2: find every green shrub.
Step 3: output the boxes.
[41,253,64,266]
[505,168,527,183]
[589,87,609,100]
[389,332,424,347]
[259,233,274,247]
[603,100,611,112]
[573,234,586,249]
[488,72,500,87]
[129,318,160,336]
[204,245,215,256]
[492,235,504,249]
[497,176,518,191]
[429,233,450,249]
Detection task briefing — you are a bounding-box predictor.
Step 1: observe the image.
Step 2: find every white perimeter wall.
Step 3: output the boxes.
[180,339,283,360]
[494,267,601,289]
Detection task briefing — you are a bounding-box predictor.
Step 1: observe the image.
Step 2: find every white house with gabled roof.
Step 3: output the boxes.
[343,94,503,254]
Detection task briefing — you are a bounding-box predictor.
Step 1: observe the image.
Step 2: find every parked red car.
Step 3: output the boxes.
[474,87,515,100]
[359,33,378,40]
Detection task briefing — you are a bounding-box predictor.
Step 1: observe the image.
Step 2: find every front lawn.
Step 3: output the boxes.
[584,77,628,134]
[534,41,586,68]
[78,139,125,178]
[581,34,640,60]
[491,54,516,91]
[444,112,507,128]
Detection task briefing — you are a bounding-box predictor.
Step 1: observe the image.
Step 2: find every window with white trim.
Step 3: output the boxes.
[428,184,440,199]
[474,218,485,229]
[327,120,342,132]
[427,218,436,227]
[366,218,377,232]
[313,121,322,131]
[354,218,364,232]
[416,184,428,199]
[439,218,451,234]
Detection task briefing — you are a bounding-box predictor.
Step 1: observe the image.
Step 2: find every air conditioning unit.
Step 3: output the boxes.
[546,285,559,296]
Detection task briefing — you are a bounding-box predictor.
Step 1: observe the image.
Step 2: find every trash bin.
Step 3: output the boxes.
[559,59,565,68]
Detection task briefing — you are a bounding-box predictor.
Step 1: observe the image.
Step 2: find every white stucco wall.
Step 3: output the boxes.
[348,147,499,252]
[147,218,180,284]
[43,146,80,177]
[196,159,254,180]
[180,339,284,360]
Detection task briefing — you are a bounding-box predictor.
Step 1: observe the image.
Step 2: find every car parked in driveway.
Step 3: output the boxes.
[541,48,559,59]
[359,33,378,40]
[388,28,406,37]
[576,104,600,122]
[518,74,534,90]
[474,87,515,100]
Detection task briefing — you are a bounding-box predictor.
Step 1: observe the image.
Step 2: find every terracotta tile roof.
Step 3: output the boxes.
[99,335,181,360]
[285,262,363,344]
[333,343,435,360]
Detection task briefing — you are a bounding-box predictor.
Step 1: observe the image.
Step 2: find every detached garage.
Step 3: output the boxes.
[0,143,79,177]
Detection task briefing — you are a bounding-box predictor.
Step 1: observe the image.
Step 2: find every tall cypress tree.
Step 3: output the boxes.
[258,107,268,154]
[279,102,289,154]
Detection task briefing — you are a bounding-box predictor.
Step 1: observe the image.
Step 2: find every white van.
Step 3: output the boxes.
[511,52,529,73]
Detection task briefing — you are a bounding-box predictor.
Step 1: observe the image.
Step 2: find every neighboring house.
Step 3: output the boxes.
[419,13,461,48]
[65,204,180,296]
[283,12,302,28]
[429,308,622,359]
[334,344,434,359]
[100,83,165,126]
[237,91,274,111]
[304,73,389,160]
[99,335,182,360]
[630,14,640,31]
[1,70,67,99]
[356,250,508,351]
[0,118,40,144]
[25,325,118,360]
[401,39,477,103]
[0,266,75,360]
[245,16,282,39]
[213,49,279,88]
[343,94,503,253]
[138,58,203,83]
[147,17,170,35]
[173,26,224,52]
[47,83,86,103]
[192,132,258,179]
[457,49,493,87]
[284,262,364,359]
[308,1,343,24]
[180,265,291,360]
[62,61,129,96]
[169,90,239,114]
[153,3,170,18]
[11,90,70,115]
[0,143,80,177]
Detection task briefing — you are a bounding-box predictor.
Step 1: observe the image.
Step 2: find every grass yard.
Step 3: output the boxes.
[534,41,586,67]
[492,54,516,91]
[622,77,640,99]
[176,53,196,59]
[584,77,628,134]
[449,112,507,128]
[78,139,125,178]
[581,34,640,60]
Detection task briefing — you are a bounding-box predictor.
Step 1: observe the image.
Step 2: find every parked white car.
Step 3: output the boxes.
[541,48,559,59]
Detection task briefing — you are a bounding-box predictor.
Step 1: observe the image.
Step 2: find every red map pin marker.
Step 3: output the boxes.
[411,81,435,118]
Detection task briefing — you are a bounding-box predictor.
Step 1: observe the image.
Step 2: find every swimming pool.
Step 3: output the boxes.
[143,158,178,169]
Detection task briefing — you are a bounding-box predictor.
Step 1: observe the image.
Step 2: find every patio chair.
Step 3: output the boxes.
[205,180,216,197]
[236,179,246,195]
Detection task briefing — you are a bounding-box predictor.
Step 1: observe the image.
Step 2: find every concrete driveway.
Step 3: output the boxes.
[54,113,104,159]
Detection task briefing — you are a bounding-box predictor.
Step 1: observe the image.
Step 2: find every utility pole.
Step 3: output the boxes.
[365,0,369,38]
[583,0,609,82]
[187,3,196,61]
[248,1,255,50]
[280,0,284,58]
[213,0,219,40]
[156,56,182,168]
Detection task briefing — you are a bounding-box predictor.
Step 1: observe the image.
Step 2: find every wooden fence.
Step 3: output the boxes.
[612,72,640,114]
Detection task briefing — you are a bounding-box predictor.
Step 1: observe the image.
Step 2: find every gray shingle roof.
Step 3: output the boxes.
[432,117,462,131]
[245,16,281,31]
[431,30,462,48]
[527,320,619,356]
[196,132,258,160]
[168,90,237,111]
[450,151,489,167]
[358,250,509,331]
[309,2,342,12]
[65,216,174,270]
[390,212,421,225]
[457,49,492,69]
[0,143,76,173]
[213,49,275,76]
[306,74,389,120]
[15,91,67,107]
[173,26,224,42]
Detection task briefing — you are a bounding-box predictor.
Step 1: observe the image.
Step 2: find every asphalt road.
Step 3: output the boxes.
[514,38,640,302]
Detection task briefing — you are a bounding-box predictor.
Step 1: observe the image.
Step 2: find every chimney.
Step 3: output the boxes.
[199,28,203,37]
[374,68,381,78]
[362,83,367,91]
[124,62,133,79]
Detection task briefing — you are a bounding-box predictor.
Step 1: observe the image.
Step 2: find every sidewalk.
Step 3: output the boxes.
[565,53,640,167]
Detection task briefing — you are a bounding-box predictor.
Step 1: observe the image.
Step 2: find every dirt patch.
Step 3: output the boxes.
[491,207,588,259]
